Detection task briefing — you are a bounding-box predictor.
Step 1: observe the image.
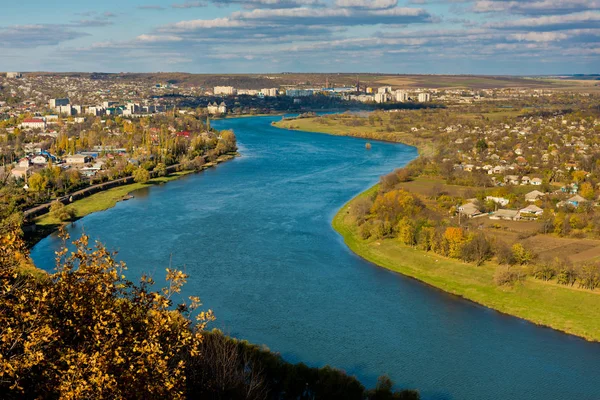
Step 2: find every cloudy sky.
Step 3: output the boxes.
[1,0,598,74]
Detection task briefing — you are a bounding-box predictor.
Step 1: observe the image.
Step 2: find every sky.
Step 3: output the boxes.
[0,0,598,75]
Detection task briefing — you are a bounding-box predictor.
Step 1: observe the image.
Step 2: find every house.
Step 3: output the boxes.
[18,157,31,168]
[568,195,587,207]
[486,196,510,207]
[490,209,520,221]
[458,202,482,218]
[520,204,544,217]
[207,101,227,115]
[31,155,49,165]
[504,175,520,185]
[521,176,531,185]
[463,164,474,172]
[531,178,543,186]
[66,154,93,165]
[525,190,545,202]
[493,165,506,174]
[10,166,31,180]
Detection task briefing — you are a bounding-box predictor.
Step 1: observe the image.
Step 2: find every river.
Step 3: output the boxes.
[31,115,600,400]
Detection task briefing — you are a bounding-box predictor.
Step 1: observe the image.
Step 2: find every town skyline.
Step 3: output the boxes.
[1,0,599,75]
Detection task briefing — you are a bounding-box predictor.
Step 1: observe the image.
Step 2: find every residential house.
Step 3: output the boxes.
[31,155,49,165]
[531,178,543,186]
[504,175,520,185]
[10,166,31,180]
[486,196,510,207]
[525,190,545,202]
[568,195,587,207]
[458,202,482,218]
[520,204,544,218]
[66,154,93,165]
[521,176,531,185]
[490,209,519,221]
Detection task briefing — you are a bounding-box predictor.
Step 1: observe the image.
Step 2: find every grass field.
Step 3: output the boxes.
[273,116,437,157]
[333,186,600,342]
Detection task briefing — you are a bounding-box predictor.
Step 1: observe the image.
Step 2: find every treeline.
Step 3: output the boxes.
[353,168,600,290]
[2,129,236,214]
[0,221,419,400]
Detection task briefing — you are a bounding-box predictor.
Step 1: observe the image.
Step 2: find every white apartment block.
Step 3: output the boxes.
[49,98,70,108]
[418,93,431,102]
[261,88,278,97]
[378,86,393,94]
[20,118,46,130]
[395,90,409,102]
[375,92,391,103]
[214,86,236,96]
[57,105,73,115]
[6,72,22,78]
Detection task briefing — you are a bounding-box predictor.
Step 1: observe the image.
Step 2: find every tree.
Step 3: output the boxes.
[461,233,492,266]
[1,231,213,399]
[396,218,416,247]
[154,162,167,177]
[418,227,435,252]
[580,182,595,200]
[50,200,75,222]
[511,243,535,265]
[443,227,465,258]
[28,172,47,193]
[133,167,150,183]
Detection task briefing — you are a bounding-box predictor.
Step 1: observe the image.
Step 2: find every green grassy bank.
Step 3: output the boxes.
[28,172,193,246]
[333,186,600,342]
[273,116,436,157]
[34,172,192,227]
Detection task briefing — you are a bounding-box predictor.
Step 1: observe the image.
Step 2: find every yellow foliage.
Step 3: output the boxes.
[1,228,214,398]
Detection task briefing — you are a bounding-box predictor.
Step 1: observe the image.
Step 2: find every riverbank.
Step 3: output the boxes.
[26,154,237,248]
[333,186,600,342]
[272,116,436,157]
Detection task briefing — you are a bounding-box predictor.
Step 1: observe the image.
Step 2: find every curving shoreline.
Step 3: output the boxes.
[332,185,600,342]
[26,154,237,249]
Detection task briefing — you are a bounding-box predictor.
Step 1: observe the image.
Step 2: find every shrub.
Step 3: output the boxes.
[49,200,75,222]
[511,243,536,265]
[154,162,167,177]
[133,167,150,183]
[494,266,524,287]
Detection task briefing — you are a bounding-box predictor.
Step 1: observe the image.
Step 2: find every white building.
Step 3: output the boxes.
[377,86,392,94]
[395,90,409,102]
[207,102,227,114]
[214,86,236,96]
[20,118,46,130]
[103,101,118,108]
[418,93,431,102]
[238,89,259,96]
[375,92,391,103]
[87,106,105,116]
[49,98,70,108]
[57,105,73,115]
[6,72,22,78]
[261,88,278,97]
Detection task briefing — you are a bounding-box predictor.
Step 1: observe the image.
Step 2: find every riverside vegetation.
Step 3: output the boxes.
[276,100,600,341]
[0,219,420,399]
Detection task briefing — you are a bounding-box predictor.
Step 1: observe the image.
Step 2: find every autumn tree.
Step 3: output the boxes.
[154,162,167,177]
[461,233,492,266]
[443,227,465,258]
[50,200,75,221]
[1,230,213,399]
[133,167,150,183]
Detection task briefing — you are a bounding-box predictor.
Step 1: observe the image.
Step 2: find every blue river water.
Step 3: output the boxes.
[31,116,600,400]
